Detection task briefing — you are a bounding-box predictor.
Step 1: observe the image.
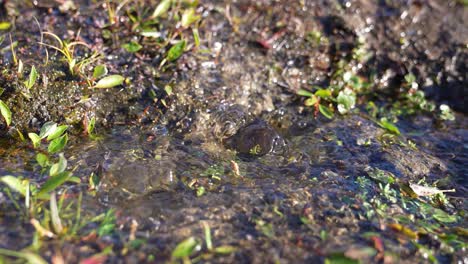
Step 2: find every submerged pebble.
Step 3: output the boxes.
[225,119,286,157]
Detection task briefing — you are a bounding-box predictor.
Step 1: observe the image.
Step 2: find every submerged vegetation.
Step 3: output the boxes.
[0,0,466,263]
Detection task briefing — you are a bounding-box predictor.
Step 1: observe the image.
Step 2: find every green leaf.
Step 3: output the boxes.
[128,238,146,249]
[0,100,12,126]
[171,237,199,259]
[69,59,76,73]
[98,224,116,237]
[48,133,68,154]
[0,249,47,264]
[315,89,332,98]
[196,186,205,197]
[20,251,48,264]
[337,90,356,114]
[439,104,455,121]
[67,176,81,184]
[24,65,38,89]
[1,176,28,196]
[297,89,314,97]
[0,21,11,30]
[405,73,416,84]
[89,172,100,190]
[36,153,49,168]
[39,121,57,139]
[98,209,116,236]
[30,65,38,88]
[87,116,96,135]
[122,41,142,53]
[164,85,173,96]
[140,31,162,38]
[325,253,359,264]
[152,0,171,18]
[166,40,186,62]
[378,118,400,135]
[348,76,362,90]
[15,128,25,142]
[47,125,68,141]
[49,153,67,177]
[50,192,63,234]
[37,171,71,197]
[319,104,334,119]
[192,28,200,47]
[17,59,24,76]
[202,222,212,250]
[433,208,458,223]
[181,8,200,28]
[93,65,108,79]
[94,75,125,89]
[419,203,458,224]
[213,246,237,254]
[304,96,318,106]
[366,167,395,184]
[28,133,41,148]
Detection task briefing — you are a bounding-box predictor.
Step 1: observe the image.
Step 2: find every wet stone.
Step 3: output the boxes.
[224,119,286,158]
[102,158,177,197]
[211,104,248,140]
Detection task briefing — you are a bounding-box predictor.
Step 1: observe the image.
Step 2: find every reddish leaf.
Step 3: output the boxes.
[80,256,107,264]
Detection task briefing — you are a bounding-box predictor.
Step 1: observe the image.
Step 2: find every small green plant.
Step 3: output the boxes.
[0,99,12,126]
[255,218,275,238]
[200,164,224,181]
[28,121,69,153]
[196,186,206,197]
[297,88,334,119]
[127,0,202,69]
[1,122,79,220]
[438,104,455,121]
[170,222,236,263]
[86,115,96,136]
[181,8,201,28]
[0,189,87,261]
[160,39,187,68]
[0,21,11,30]
[88,64,125,89]
[374,73,456,124]
[171,237,200,261]
[94,74,125,89]
[122,41,142,53]
[97,209,117,237]
[377,117,400,135]
[306,30,328,46]
[150,0,172,19]
[0,248,47,264]
[40,31,100,76]
[9,33,18,65]
[298,71,368,119]
[23,65,38,89]
[390,73,436,116]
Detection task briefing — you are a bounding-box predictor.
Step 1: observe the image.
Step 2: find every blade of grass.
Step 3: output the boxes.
[50,192,63,234]
[71,192,82,235]
[203,222,213,251]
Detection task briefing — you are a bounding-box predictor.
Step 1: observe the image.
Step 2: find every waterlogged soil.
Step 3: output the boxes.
[0,0,467,263]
